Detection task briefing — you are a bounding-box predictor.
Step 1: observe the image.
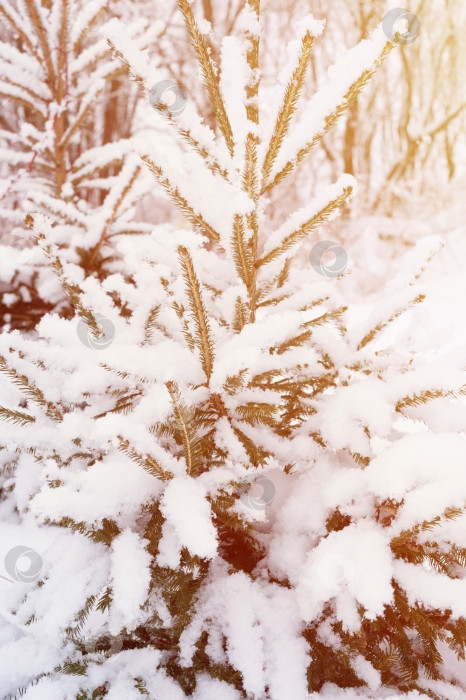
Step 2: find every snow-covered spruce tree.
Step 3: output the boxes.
[0,2,465,698]
[0,0,156,331]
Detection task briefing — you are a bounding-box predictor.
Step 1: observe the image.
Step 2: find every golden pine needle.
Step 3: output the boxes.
[232,214,253,290]
[0,406,36,425]
[87,164,142,270]
[23,0,56,92]
[0,90,44,117]
[166,381,193,475]
[357,293,425,350]
[141,156,220,244]
[107,41,229,181]
[242,0,261,319]
[30,221,105,346]
[177,0,235,157]
[0,3,41,63]
[118,437,170,481]
[233,297,247,333]
[245,0,260,127]
[261,31,315,187]
[178,246,215,380]
[257,185,354,267]
[0,355,62,422]
[242,133,259,198]
[261,41,395,195]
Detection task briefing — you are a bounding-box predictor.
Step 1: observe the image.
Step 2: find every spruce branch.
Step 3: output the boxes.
[231,214,253,292]
[177,0,235,157]
[391,506,465,559]
[257,184,354,267]
[86,163,142,270]
[75,3,111,50]
[261,41,395,195]
[244,0,260,128]
[118,437,171,481]
[96,586,113,612]
[0,406,35,426]
[27,217,110,344]
[141,156,220,244]
[357,294,426,350]
[277,257,292,288]
[178,246,215,380]
[67,594,98,640]
[242,133,259,200]
[0,80,47,111]
[142,306,161,345]
[0,355,62,422]
[94,392,142,419]
[166,381,204,477]
[223,370,248,395]
[242,0,261,318]
[235,401,279,426]
[303,306,347,330]
[23,0,56,89]
[0,85,46,117]
[100,363,151,385]
[271,313,345,356]
[451,545,466,569]
[396,384,466,412]
[261,30,315,187]
[172,300,196,352]
[233,297,248,333]
[107,41,228,181]
[231,424,269,466]
[0,1,42,64]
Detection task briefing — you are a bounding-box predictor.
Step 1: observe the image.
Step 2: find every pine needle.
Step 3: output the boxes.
[0,355,62,422]
[177,0,235,156]
[262,31,315,186]
[141,156,220,244]
[166,381,204,476]
[231,214,253,291]
[257,185,354,267]
[261,41,395,195]
[178,246,215,380]
[0,406,35,426]
[118,437,171,481]
[358,294,425,350]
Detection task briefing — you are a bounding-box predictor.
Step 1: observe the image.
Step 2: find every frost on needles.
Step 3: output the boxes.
[0,2,465,700]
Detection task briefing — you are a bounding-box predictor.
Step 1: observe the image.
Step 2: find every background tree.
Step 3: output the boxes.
[0,0,178,332]
[0,2,465,699]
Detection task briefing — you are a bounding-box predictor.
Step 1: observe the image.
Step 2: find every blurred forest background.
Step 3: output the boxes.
[0,0,465,329]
